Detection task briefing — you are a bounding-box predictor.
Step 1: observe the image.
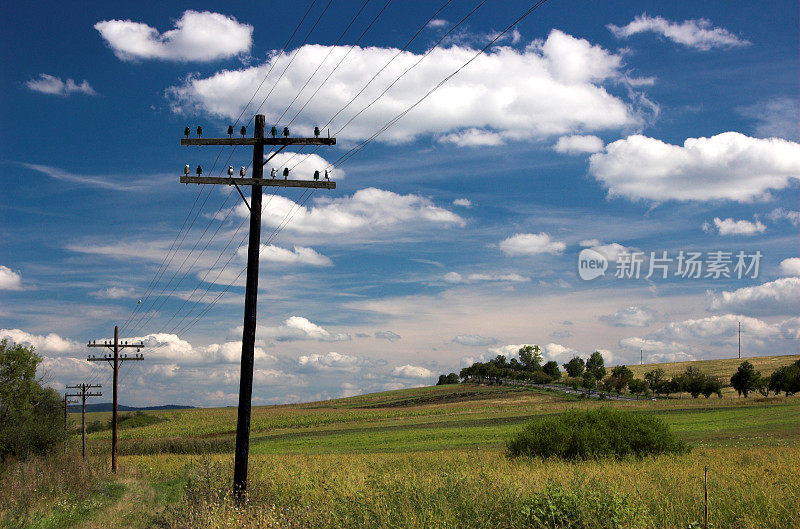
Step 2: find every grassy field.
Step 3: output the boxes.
[627,353,797,380]
[3,354,798,528]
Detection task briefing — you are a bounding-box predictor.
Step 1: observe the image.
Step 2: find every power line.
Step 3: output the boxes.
[330,0,552,170]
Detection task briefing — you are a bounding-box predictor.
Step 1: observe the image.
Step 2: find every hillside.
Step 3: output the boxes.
[626,353,798,381]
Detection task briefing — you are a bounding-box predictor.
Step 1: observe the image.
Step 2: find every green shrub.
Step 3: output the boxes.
[117,410,166,430]
[506,408,688,460]
[521,484,643,529]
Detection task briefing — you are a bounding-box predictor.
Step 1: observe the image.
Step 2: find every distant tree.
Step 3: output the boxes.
[683,366,707,398]
[508,358,523,371]
[586,351,607,380]
[701,377,723,399]
[563,356,585,378]
[730,361,761,397]
[437,373,459,385]
[581,371,597,390]
[628,378,649,397]
[644,368,667,395]
[608,365,634,394]
[768,360,800,396]
[0,339,67,461]
[518,345,543,371]
[542,360,561,380]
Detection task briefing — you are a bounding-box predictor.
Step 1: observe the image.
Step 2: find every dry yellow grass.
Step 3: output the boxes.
[627,353,798,381]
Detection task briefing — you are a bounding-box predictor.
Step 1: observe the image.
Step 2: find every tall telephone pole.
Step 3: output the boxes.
[87,326,144,472]
[66,383,102,460]
[180,116,336,498]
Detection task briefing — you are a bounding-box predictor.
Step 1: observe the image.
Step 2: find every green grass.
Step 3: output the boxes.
[11,365,800,528]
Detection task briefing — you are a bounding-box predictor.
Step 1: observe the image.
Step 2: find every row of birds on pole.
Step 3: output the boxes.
[183,164,331,181]
[183,125,324,138]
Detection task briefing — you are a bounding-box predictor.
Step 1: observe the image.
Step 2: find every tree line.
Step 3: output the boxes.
[438,346,800,399]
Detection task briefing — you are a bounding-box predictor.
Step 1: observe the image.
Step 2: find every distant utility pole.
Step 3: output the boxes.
[640,349,643,365]
[87,326,144,472]
[738,321,741,359]
[66,383,102,460]
[180,116,336,498]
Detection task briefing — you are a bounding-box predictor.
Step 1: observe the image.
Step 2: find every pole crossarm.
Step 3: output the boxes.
[179,176,335,189]
[180,137,336,146]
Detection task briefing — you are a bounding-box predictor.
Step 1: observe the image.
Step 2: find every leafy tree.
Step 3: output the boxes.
[581,371,597,390]
[563,356,585,378]
[683,366,708,398]
[586,351,607,380]
[627,378,649,396]
[701,377,723,398]
[644,368,667,395]
[608,365,634,394]
[0,339,67,461]
[730,361,761,397]
[436,372,460,385]
[768,359,800,396]
[518,345,543,371]
[542,360,561,380]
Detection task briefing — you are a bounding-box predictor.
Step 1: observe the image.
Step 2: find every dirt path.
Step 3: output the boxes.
[78,477,157,529]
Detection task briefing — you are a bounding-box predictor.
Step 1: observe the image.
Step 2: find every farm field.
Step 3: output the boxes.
[3,355,799,529]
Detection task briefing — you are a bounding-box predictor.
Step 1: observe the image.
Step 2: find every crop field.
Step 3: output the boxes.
[3,355,799,529]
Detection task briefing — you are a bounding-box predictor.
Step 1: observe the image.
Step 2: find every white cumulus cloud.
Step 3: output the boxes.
[297,352,361,372]
[0,329,80,355]
[767,208,800,226]
[779,258,800,276]
[90,286,136,299]
[499,233,565,256]
[707,277,799,316]
[168,30,642,144]
[374,330,401,342]
[234,187,464,236]
[608,15,749,50]
[261,316,350,342]
[237,244,332,267]
[392,364,433,379]
[702,217,766,236]
[589,132,800,202]
[25,74,96,96]
[95,10,252,62]
[0,266,23,291]
[554,134,604,154]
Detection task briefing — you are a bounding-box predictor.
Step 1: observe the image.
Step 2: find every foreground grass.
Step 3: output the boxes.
[134,445,799,529]
[10,377,800,528]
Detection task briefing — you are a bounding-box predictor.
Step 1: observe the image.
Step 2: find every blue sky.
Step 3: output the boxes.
[1,1,797,406]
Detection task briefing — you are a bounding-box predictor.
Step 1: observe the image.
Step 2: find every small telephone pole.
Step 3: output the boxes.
[738,321,741,359]
[640,349,643,365]
[66,383,102,460]
[180,116,336,498]
[87,326,144,472]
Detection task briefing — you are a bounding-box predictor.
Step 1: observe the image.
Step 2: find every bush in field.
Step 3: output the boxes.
[506,408,688,460]
[627,378,649,397]
[521,484,644,529]
[0,339,66,461]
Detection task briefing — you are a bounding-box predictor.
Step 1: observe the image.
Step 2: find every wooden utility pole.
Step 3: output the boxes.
[738,321,741,359]
[66,383,102,460]
[87,326,144,472]
[180,116,336,498]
